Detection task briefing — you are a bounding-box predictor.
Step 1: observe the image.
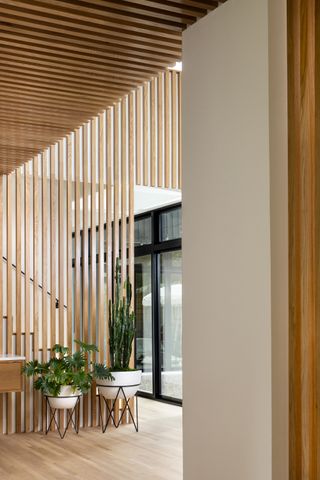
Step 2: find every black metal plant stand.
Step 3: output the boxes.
[44,395,81,439]
[97,385,139,433]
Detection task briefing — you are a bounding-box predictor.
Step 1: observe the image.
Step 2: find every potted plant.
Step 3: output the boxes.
[22,340,113,409]
[97,259,142,400]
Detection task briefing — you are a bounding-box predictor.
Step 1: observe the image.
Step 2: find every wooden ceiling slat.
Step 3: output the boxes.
[0,41,173,72]
[0,46,160,78]
[0,80,119,103]
[0,64,137,91]
[0,72,129,97]
[0,2,182,37]
[0,11,181,49]
[0,29,180,62]
[0,53,150,82]
[0,100,100,118]
[98,0,210,17]
[0,0,223,172]
[0,23,181,57]
[21,0,197,27]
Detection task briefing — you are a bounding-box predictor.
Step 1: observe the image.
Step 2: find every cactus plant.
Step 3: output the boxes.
[109,258,136,370]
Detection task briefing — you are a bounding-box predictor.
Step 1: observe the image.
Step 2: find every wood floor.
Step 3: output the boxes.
[0,398,182,480]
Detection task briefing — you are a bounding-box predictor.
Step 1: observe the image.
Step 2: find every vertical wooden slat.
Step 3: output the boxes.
[90,118,97,427]
[121,98,128,425]
[50,145,57,348]
[7,173,13,434]
[178,72,182,190]
[136,87,142,186]
[98,114,104,361]
[33,156,40,432]
[82,124,89,428]
[128,92,135,422]
[67,136,72,349]
[0,176,3,434]
[15,168,22,433]
[158,72,164,188]
[58,140,65,431]
[75,130,81,347]
[129,94,135,295]
[42,151,49,432]
[42,152,48,365]
[165,70,171,189]
[113,104,120,426]
[114,105,120,269]
[58,141,64,345]
[106,108,112,367]
[24,163,31,433]
[172,71,178,190]
[143,83,149,186]
[151,77,156,187]
[121,98,127,285]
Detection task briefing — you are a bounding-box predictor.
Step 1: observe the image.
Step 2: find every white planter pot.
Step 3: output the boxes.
[46,386,81,410]
[97,370,142,400]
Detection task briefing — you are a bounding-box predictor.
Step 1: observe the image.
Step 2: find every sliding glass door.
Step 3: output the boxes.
[135,255,153,394]
[134,204,182,404]
[159,250,182,400]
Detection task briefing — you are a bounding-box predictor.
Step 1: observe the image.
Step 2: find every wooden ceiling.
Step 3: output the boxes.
[0,0,225,174]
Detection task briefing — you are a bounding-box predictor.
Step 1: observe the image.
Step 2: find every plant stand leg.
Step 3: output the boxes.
[99,389,121,433]
[116,389,138,432]
[45,396,80,439]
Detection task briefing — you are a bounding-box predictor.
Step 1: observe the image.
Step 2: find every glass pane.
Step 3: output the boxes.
[160,250,182,400]
[160,208,182,242]
[135,216,152,246]
[135,255,153,394]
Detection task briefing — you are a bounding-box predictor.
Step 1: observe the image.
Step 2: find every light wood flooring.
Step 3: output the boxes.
[0,398,182,480]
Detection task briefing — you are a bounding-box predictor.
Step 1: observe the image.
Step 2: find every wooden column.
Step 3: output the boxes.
[288,0,318,478]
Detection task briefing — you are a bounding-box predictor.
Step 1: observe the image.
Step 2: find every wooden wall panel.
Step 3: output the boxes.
[0,69,181,434]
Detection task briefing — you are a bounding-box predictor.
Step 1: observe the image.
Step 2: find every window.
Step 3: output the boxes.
[159,208,182,242]
[135,217,152,246]
[134,203,182,404]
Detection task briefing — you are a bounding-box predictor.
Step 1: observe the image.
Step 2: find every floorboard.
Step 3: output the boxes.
[0,398,182,480]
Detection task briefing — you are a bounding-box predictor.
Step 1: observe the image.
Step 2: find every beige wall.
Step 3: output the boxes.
[268,0,288,478]
[182,0,288,479]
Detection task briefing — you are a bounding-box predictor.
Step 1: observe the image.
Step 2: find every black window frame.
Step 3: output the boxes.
[134,202,182,407]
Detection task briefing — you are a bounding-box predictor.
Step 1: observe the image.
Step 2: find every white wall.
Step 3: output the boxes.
[182,0,288,479]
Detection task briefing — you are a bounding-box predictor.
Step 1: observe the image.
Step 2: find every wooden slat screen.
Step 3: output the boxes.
[0,70,181,433]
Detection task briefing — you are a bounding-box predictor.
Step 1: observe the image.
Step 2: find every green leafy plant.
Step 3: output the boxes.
[22,340,114,397]
[109,258,136,371]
